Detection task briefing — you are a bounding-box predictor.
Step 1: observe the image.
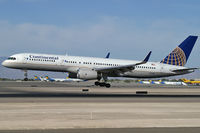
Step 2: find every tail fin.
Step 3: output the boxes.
[181,78,189,82]
[45,76,49,80]
[34,76,40,80]
[66,73,69,79]
[160,36,198,66]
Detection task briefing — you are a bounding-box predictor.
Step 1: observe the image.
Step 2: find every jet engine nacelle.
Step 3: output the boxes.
[68,72,77,78]
[77,68,98,80]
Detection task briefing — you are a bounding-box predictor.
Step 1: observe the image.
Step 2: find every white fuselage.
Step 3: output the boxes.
[2,53,193,79]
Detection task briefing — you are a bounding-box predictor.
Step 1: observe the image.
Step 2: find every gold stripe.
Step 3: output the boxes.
[167,55,170,64]
[176,51,181,66]
[179,49,184,66]
[179,47,186,66]
[174,53,177,66]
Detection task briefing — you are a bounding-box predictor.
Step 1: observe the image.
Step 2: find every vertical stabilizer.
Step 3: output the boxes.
[160,36,198,66]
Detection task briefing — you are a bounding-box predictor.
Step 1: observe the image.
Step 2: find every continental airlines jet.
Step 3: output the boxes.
[2,36,198,88]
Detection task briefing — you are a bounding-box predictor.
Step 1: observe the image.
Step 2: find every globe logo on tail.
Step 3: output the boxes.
[161,47,186,66]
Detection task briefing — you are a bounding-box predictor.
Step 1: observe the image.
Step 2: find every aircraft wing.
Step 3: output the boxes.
[95,51,152,73]
[172,68,199,73]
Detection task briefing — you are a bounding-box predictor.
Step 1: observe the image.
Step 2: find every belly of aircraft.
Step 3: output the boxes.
[120,70,175,78]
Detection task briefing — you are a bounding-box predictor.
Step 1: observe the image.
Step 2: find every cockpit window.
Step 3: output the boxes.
[7,57,16,60]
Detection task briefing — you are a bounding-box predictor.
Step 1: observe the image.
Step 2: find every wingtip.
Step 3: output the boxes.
[143,51,152,62]
[106,52,110,58]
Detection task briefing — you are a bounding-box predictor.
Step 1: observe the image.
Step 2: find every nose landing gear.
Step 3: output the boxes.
[23,70,28,81]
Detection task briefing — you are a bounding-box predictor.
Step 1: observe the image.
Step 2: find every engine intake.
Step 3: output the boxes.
[68,72,77,78]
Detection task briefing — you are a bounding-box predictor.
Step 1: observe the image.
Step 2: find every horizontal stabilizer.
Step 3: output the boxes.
[172,68,198,73]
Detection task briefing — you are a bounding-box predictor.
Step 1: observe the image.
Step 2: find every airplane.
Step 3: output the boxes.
[34,75,41,81]
[150,80,161,85]
[181,78,200,85]
[2,35,198,88]
[34,76,47,81]
[138,80,151,84]
[160,81,187,86]
[139,80,187,86]
[45,74,84,82]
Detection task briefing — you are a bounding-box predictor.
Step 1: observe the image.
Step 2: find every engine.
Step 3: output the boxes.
[68,72,77,78]
[77,68,99,80]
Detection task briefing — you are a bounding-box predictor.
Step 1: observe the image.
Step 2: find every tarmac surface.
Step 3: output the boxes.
[0,81,200,133]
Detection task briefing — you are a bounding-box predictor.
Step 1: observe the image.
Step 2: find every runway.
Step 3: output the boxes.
[1,127,200,133]
[0,81,200,133]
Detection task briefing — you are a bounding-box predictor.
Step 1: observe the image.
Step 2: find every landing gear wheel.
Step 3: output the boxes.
[94,80,111,88]
[95,81,100,86]
[24,78,28,81]
[105,83,111,88]
[99,82,106,87]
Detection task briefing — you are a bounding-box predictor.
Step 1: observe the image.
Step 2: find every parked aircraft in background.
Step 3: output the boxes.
[160,81,187,86]
[150,80,161,85]
[138,80,161,85]
[45,75,84,82]
[34,76,41,81]
[34,76,47,81]
[182,78,200,85]
[138,80,151,84]
[139,80,187,86]
[2,36,198,88]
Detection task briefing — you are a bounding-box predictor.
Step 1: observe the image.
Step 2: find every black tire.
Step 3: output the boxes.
[105,83,111,88]
[95,81,100,86]
[99,82,106,87]
[24,78,28,81]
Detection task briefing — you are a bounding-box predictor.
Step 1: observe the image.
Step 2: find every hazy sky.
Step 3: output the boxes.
[0,0,200,67]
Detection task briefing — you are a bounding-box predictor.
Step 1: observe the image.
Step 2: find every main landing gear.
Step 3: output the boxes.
[94,74,111,88]
[95,81,111,88]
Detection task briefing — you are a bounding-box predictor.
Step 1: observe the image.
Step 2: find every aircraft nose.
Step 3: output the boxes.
[2,60,8,67]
